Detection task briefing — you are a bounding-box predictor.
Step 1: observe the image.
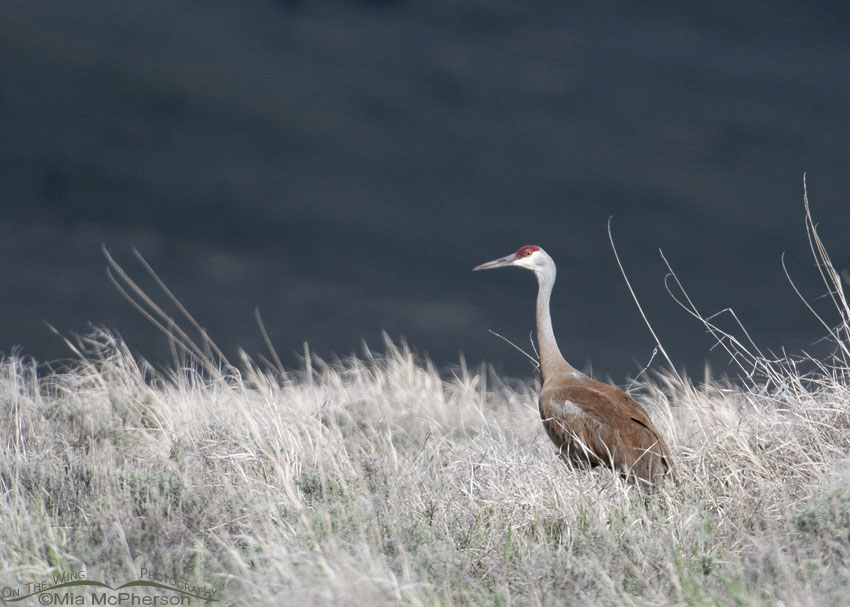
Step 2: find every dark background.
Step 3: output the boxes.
[2,1,849,381]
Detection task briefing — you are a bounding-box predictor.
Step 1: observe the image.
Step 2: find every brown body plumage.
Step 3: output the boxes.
[474,245,674,489]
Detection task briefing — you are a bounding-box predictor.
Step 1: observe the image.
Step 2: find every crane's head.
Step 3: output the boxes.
[472,245,553,275]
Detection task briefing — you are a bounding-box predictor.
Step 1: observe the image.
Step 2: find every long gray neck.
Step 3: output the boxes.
[535,266,576,381]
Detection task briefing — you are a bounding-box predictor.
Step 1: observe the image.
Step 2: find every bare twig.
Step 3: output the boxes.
[487,329,540,371]
[255,307,286,376]
[102,244,226,378]
[131,247,232,367]
[608,217,682,383]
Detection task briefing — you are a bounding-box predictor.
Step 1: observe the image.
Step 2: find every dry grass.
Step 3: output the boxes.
[2,331,850,606]
[2,196,850,606]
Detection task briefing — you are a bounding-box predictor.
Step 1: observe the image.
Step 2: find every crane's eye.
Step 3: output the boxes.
[524,250,533,256]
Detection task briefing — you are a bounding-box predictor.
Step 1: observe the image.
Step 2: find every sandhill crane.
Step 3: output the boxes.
[474,245,674,489]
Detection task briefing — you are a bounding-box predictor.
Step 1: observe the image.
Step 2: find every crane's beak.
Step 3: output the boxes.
[472,253,517,271]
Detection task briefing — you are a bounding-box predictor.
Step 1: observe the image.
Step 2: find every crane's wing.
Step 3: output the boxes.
[539,379,674,486]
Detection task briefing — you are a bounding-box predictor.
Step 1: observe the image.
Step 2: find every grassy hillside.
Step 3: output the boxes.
[2,204,850,605]
[2,334,850,606]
